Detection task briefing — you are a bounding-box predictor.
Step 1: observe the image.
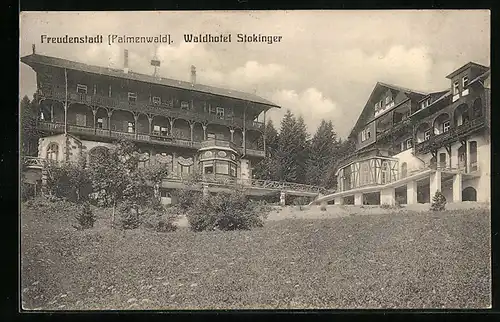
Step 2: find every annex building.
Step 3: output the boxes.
[315,61,490,206]
[21,47,329,204]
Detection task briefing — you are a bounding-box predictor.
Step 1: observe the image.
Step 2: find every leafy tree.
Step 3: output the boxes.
[88,139,170,226]
[20,95,40,157]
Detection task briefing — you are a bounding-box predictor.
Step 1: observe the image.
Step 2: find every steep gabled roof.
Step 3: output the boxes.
[20,53,281,109]
[348,82,428,139]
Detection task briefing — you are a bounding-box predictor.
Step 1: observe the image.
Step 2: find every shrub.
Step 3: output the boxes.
[380,203,391,209]
[73,202,96,230]
[45,161,92,203]
[117,201,141,230]
[430,190,447,211]
[395,195,406,207]
[186,190,271,232]
[141,205,178,233]
[172,188,202,212]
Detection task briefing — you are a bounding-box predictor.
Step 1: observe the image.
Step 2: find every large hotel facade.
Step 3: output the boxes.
[316,61,491,206]
[21,48,335,203]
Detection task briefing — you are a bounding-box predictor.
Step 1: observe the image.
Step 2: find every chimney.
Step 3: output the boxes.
[123,49,129,74]
[191,65,196,85]
[32,44,36,54]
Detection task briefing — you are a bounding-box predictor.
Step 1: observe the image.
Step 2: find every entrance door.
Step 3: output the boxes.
[462,187,477,201]
[439,153,446,169]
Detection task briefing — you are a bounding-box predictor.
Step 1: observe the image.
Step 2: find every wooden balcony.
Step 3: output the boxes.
[414,116,486,154]
[39,87,264,131]
[200,139,240,152]
[36,121,265,156]
[376,118,412,141]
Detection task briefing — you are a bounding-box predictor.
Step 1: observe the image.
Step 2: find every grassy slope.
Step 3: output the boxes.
[21,204,491,310]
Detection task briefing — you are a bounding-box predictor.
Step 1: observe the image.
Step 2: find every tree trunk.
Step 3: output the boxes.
[112,200,116,228]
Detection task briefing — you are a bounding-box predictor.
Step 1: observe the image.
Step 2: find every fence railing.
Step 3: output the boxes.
[22,157,333,194]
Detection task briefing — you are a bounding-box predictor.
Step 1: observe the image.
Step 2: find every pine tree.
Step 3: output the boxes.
[276,110,299,182]
[254,120,280,180]
[324,137,356,189]
[306,120,339,186]
[294,115,310,183]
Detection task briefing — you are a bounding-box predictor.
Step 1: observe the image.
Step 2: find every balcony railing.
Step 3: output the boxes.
[39,87,264,131]
[414,116,485,154]
[377,118,412,141]
[37,121,264,155]
[200,139,240,151]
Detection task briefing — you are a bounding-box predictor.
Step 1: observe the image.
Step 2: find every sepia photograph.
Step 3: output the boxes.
[19,10,491,310]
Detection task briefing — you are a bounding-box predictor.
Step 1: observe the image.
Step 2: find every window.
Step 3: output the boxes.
[97,118,104,129]
[381,161,390,184]
[405,110,411,119]
[405,138,412,149]
[424,130,431,141]
[108,85,112,97]
[453,81,460,95]
[127,122,135,133]
[128,92,137,103]
[462,75,469,88]
[93,84,97,95]
[401,162,408,178]
[204,164,214,174]
[161,127,169,136]
[420,98,431,109]
[208,106,216,114]
[230,164,237,177]
[443,121,450,133]
[361,128,371,142]
[385,95,392,104]
[375,101,381,111]
[180,101,190,110]
[216,107,224,118]
[153,125,160,135]
[360,162,370,185]
[76,84,87,94]
[207,133,216,139]
[152,96,161,105]
[180,165,191,175]
[216,161,229,175]
[46,143,59,161]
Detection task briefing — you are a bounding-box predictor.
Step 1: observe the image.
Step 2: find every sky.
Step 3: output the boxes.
[19,10,490,138]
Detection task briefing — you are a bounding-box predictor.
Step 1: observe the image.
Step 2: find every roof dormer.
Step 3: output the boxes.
[446,62,489,102]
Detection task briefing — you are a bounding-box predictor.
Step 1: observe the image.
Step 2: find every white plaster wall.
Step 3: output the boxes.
[470,134,490,202]
[38,134,66,161]
[393,149,429,175]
